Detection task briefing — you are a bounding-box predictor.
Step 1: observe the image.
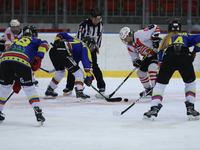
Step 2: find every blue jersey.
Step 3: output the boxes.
[158,33,200,66]
[0,36,49,68]
[55,32,93,72]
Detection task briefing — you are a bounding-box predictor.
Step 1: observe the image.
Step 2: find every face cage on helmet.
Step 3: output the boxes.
[121,32,133,45]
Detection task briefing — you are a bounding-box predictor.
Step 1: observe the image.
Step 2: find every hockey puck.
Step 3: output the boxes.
[124,98,128,102]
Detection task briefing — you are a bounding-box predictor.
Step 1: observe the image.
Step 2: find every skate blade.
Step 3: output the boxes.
[63,91,72,96]
[43,96,57,99]
[0,120,3,124]
[143,115,155,121]
[188,115,199,121]
[77,98,91,102]
[95,94,109,99]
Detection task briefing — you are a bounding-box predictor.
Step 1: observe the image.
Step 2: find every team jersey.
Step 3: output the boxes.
[55,32,92,74]
[76,18,103,48]
[157,33,200,66]
[0,27,23,48]
[126,24,160,62]
[0,36,49,68]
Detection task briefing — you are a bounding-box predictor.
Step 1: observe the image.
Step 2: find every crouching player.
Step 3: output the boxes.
[44,33,95,102]
[0,25,49,124]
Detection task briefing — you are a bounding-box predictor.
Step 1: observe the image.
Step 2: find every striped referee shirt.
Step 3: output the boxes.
[76,18,103,48]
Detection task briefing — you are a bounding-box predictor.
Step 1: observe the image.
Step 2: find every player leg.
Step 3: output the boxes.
[0,62,15,123]
[15,63,45,124]
[63,71,75,96]
[44,70,65,98]
[148,61,158,88]
[44,47,66,99]
[66,58,90,102]
[143,55,175,120]
[136,69,151,97]
[91,50,106,99]
[179,56,199,120]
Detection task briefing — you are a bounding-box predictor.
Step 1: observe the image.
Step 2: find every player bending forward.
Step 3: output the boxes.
[44,33,95,102]
[143,20,200,121]
[0,25,49,124]
[119,25,162,97]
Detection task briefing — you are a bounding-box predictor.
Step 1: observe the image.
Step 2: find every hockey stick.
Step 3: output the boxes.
[90,84,122,102]
[7,91,14,101]
[113,89,153,116]
[109,68,137,98]
[109,48,155,98]
[40,67,56,74]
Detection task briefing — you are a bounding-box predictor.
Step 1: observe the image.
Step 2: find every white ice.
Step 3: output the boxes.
[1,77,200,150]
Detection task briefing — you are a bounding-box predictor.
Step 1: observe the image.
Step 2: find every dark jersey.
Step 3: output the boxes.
[158,33,200,66]
[55,32,92,72]
[0,36,49,69]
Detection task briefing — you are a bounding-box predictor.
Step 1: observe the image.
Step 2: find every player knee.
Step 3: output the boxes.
[148,63,158,72]
[72,69,84,81]
[137,69,148,78]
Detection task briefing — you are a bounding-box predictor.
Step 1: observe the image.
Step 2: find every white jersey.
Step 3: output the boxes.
[127,24,160,62]
[0,27,23,49]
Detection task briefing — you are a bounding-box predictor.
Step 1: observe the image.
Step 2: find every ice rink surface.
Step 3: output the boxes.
[1,77,200,150]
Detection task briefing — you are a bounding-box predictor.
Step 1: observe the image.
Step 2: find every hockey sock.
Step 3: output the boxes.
[185,81,196,104]
[137,69,151,89]
[23,85,41,109]
[50,70,65,89]
[148,63,158,87]
[72,69,84,90]
[151,83,167,107]
[0,84,12,111]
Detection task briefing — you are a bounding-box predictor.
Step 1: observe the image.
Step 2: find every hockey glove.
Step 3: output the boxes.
[31,57,42,71]
[133,60,143,68]
[13,79,21,94]
[152,37,162,49]
[84,74,94,87]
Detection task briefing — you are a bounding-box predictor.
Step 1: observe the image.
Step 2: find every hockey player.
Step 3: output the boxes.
[44,33,95,102]
[143,20,200,121]
[63,8,107,99]
[0,19,23,55]
[0,25,49,124]
[119,25,162,97]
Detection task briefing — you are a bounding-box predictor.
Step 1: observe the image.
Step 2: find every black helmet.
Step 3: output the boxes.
[168,20,181,33]
[30,25,38,37]
[90,8,102,18]
[23,25,32,36]
[83,36,96,52]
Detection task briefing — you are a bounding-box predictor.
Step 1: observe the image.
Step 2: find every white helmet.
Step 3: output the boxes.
[119,27,132,45]
[10,19,20,27]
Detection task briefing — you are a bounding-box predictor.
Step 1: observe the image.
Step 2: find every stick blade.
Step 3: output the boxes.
[107,97,122,102]
[113,111,122,116]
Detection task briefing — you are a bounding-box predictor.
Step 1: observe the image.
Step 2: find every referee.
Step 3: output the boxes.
[63,8,106,99]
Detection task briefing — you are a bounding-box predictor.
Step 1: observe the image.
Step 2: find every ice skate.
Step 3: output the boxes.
[34,106,45,126]
[139,87,153,98]
[95,88,109,99]
[63,88,72,96]
[143,104,163,121]
[44,85,58,99]
[185,101,199,121]
[0,111,5,124]
[75,87,91,102]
